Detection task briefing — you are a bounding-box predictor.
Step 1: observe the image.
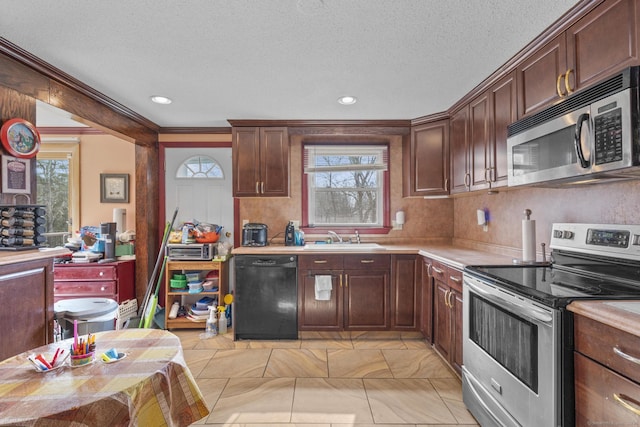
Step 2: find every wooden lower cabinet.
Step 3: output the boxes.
[0,257,55,360]
[420,257,433,343]
[298,254,393,331]
[431,260,463,375]
[574,313,640,423]
[390,254,421,331]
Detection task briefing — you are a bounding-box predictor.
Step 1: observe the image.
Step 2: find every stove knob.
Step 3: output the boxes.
[562,231,574,239]
[553,230,564,238]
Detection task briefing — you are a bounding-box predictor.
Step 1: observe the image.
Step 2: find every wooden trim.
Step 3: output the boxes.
[411,111,450,126]
[38,127,105,135]
[159,127,232,134]
[228,119,411,128]
[0,39,159,132]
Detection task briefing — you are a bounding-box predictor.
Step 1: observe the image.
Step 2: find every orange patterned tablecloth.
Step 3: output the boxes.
[0,329,209,426]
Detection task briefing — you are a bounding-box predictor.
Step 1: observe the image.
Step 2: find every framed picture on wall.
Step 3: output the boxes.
[100,173,129,203]
[1,155,30,194]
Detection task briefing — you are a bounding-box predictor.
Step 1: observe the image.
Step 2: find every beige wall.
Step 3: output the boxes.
[79,134,136,232]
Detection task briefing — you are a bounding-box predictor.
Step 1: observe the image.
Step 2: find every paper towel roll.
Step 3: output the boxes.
[522,219,536,262]
[113,208,126,234]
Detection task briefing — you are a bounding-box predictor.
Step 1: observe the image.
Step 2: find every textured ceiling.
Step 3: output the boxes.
[1,0,579,128]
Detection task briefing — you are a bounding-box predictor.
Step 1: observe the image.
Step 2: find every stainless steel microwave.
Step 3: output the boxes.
[507,66,640,187]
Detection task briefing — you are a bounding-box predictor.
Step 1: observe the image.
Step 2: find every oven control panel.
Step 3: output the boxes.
[550,223,640,261]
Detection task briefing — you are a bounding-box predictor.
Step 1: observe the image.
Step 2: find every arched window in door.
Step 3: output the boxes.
[176,156,224,178]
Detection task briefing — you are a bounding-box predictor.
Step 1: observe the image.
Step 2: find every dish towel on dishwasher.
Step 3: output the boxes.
[314,275,333,300]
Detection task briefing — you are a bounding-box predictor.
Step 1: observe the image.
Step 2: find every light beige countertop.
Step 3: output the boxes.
[0,247,71,266]
[568,300,640,338]
[231,243,514,269]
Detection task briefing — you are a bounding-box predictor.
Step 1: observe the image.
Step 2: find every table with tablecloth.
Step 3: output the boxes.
[0,328,209,426]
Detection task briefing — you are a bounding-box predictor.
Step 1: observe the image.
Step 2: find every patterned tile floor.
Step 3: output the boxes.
[175,329,479,426]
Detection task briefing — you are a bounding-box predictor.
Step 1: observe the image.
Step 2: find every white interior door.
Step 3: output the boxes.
[164,147,233,243]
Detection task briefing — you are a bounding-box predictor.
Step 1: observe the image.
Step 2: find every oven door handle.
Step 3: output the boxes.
[466,280,553,324]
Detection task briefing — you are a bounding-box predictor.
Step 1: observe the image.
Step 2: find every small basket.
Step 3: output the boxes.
[117,299,138,330]
[70,352,95,367]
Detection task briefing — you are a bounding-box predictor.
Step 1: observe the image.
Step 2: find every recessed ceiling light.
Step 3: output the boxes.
[150,95,172,105]
[338,96,357,105]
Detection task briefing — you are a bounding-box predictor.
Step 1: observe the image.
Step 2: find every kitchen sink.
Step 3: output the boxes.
[303,243,386,251]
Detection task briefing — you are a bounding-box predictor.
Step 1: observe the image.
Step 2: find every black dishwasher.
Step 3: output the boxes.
[234,255,298,340]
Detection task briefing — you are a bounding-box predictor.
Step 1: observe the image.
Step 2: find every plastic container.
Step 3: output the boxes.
[54,298,118,339]
[70,352,95,367]
[218,307,227,334]
[200,306,218,339]
[170,278,187,288]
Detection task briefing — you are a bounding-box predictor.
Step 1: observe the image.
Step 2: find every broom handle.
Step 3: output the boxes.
[138,208,178,319]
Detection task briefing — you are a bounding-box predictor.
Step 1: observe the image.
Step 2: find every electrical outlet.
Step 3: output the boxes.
[291,220,300,229]
[242,219,249,226]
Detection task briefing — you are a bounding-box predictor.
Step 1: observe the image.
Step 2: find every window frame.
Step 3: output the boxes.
[36,141,80,236]
[301,141,391,235]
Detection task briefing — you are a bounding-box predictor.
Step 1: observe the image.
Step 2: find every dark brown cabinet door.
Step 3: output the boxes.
[469,94,491,191]
[420,258,433,343]
[451,287,464,375]
[490,72,517,187]
[232,127,289,197]
[344,269,389,330]
[517,33,567,118]
[567,0,640,93]
[0,258,53,360]
[433,279,452,360]
[390,255,421,331]
[449,105,470,194]
[298,270,343,330]
[260,127,289,197]
[232,127,262,196]
[404,120,449,196]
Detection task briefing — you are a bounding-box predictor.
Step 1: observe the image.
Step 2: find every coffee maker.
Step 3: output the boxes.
[284,221,295,246]
[99,222,117,263]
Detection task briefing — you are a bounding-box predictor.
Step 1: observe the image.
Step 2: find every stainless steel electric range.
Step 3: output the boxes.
[462,223,640,427]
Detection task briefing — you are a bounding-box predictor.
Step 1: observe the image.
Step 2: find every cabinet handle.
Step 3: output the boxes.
[464,173,471,188]
[448,291,454,308]
[101,286,105,291]
[261,182,265,194]
[613,393,640,416]
[432,266,444,275]
[360,259,375,264]
[313,260,328,264]
[444,178,449,191]
[99,271,104,277]
[345,274,348,288]
[613,346,640,365]
[339,274,343,288]
[564,69,574,95]
[485,168,490,183]
[449,275,462,283]
[444,290,451,308]
[556,73,567,97]
[255,181,260,194]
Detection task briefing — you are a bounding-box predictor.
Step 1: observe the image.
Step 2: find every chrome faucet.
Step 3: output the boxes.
[327,230,342,243]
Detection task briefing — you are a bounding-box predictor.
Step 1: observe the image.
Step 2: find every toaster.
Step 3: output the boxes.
[242,223,268,246]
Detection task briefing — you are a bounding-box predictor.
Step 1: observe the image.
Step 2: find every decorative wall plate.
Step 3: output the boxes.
[1,119,41,159]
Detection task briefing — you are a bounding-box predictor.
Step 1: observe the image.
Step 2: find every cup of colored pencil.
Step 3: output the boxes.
[69,320,96,367]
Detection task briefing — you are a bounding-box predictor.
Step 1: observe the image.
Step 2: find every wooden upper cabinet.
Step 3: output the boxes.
[469,93,491,191]
[516,33,567,117]
[404,120,449,196]
[517,0,640,118]
[232,127,289,197]
[566,0,640,91]
[489,72,518,188]
[449,105,470,194]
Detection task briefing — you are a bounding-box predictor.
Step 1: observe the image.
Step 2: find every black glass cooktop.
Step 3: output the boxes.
[465,252,640,308]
